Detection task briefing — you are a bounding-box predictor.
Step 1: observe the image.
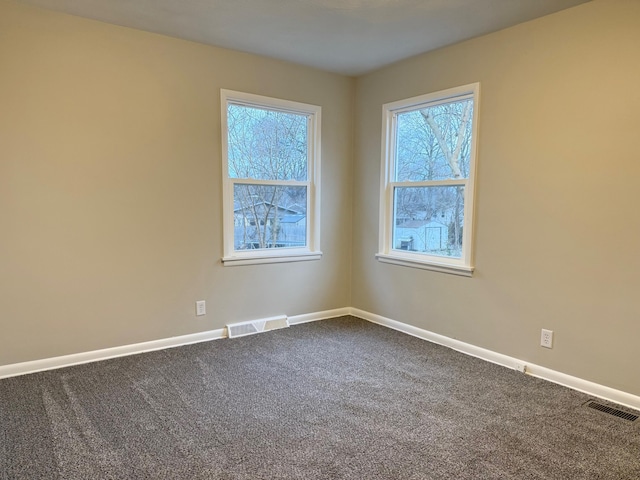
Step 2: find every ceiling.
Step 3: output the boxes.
[18,0,590,76]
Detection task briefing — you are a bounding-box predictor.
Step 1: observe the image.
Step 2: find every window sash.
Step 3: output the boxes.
[229,179,310,252]
[391,184,466,259]
[378,83,479,275]
[226,103,311,182]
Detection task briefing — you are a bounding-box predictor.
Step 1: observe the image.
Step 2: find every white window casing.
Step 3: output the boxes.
[377,83,480,276]
[221,90,322,266]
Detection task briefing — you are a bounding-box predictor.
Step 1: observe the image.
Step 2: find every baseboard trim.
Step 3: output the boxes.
[3,306,639,412]
[0,307,351,380]
[289,307,351,325]
[0,328,227,380]
[349,308,640,411]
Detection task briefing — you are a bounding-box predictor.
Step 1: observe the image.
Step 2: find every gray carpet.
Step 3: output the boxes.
[1,316,639,479]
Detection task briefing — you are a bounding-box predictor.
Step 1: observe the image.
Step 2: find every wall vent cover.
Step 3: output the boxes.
[585,400,639,422]
[226,315,289,339]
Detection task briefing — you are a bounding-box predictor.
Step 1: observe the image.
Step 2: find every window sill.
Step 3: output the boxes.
[222,251,323,267]
[375,253,474,277]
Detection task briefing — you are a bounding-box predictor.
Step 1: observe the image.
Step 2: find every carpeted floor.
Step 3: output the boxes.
[1,316,639,479]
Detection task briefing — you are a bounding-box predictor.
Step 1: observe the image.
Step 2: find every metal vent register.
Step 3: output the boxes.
[585,400,639,422]
[226,315,289,339]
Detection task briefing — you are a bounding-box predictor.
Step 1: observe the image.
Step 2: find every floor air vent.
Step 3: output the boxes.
[226,315,289,339]
[585,400,639,422]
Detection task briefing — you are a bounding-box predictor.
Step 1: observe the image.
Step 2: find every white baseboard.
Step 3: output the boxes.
[2,306,639,412]
[0,328,226,380]
[289,307,351,325]
[0,307,351,380]
[349,308,640,412]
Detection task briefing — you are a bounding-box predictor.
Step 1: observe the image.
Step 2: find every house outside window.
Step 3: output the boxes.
[221,90,322,266]
[377,83,480,276]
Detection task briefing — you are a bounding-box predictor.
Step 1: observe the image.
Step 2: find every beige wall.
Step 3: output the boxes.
[0,0,354,364]
[2,0,639,399]
[353,0,640,396]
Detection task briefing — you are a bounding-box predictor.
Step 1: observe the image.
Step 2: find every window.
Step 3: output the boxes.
[221,90,321,266]
[377,83,479,276]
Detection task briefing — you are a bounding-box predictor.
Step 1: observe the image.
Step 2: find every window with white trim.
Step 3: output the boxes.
[377,83,479,276]
[221,90,321,266]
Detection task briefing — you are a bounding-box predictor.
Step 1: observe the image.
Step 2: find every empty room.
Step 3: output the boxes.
[1,0,639,478]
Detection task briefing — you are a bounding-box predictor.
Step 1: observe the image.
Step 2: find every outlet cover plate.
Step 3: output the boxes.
[541,329,553,348]
[196,300,206,316]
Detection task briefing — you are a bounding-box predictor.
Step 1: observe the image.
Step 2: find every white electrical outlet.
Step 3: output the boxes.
[196,300,206,316]
[541,329,553,348]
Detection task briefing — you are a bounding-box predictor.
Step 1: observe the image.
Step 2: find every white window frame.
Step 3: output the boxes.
[376,83,480,277]
[221,90,321,266]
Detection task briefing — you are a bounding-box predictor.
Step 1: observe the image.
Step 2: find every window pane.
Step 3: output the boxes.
[227,104,308,181]
[393,186,464,258]
[233,184,307,250]
[395,99,473,182]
